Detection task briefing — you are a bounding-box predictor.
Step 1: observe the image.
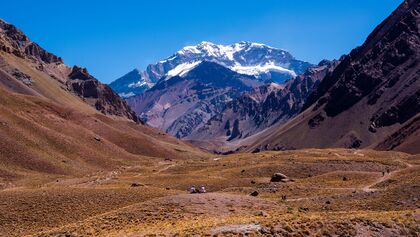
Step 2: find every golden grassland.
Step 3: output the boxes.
[0,148,418,236]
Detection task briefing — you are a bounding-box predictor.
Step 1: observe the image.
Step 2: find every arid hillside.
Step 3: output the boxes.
[0,19,207,187]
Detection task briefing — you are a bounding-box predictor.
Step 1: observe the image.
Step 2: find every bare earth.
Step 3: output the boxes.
[0,149,419,236]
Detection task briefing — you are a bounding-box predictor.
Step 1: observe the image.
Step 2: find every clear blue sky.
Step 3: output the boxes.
[1,0,402,83]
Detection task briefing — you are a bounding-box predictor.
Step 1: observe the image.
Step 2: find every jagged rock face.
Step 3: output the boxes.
[67,66,139,122]
[249,0,420,154]
[305,0,420,133]
[0,19,63,64]
[187,60,339,144]
[0,19,139,123]
[110,41,312,98]
[126,61,259,138]
[304,0,419,119]
[68,66,95,81]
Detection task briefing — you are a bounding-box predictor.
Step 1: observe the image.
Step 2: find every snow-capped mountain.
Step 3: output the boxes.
[126,61,261,138]
[109,41,312,97]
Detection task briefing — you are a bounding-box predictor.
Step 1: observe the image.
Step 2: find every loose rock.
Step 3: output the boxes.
[270,173,289,182]
[250,191,259,197]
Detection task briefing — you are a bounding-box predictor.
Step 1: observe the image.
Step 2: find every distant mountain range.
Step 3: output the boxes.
[125,57,337,143]
[126,61,262,139]
[111,41,317,142]
[109,41,312,98]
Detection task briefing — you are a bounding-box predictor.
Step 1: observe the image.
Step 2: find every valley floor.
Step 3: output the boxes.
[0,149,419,236]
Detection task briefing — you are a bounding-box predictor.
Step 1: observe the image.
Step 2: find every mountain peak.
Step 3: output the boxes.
[198,41,216,46]
[177,41,284,58]
[110,41,312,97]
[165,41,309,81]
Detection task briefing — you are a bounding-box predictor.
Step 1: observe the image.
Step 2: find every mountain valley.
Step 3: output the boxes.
[0,0,419,236]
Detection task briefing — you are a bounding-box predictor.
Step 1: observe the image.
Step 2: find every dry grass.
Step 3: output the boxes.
[0,148,417,236]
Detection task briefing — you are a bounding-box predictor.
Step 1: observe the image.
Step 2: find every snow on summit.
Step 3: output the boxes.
[162,41,301,79]
[174,41,282,63]
[110,41,312,97]
[166,61,202,78]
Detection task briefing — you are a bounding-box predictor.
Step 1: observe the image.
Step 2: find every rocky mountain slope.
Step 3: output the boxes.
[0,18,207,184]
[0,19,138,122]
[247,0,420,154]
[186,60,339,151]
[126,61,262,138]
[110,41,312,97]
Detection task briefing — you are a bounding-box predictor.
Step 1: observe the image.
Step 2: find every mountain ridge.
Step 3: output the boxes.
[0,18,139,122]
[247,0,420,154]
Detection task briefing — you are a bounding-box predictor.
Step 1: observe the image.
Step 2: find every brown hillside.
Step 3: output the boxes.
[247,0,420,154]
[0,19,207,186]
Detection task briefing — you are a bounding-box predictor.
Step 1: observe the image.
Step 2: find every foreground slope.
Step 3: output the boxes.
[248,0,420,154]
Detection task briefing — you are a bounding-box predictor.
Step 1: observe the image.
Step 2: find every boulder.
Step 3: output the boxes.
[130,183,143,187]
[250,191,259,197]
[270,172,288,182]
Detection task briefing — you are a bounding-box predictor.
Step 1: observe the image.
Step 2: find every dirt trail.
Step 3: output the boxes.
[362,172,391,192]
[155,163,176,174]
[288,160,417,201]
[362,160,415,192]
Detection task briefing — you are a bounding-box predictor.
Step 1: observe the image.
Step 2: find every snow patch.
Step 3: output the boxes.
[166,61,202,79]
[231,62,297,77]
[128,81,147,88]
[128,80,154,88]
[159,55,177,63]
[119,92,135,98]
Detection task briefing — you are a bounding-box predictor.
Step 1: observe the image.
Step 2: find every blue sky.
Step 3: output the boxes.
[1,0,402,83]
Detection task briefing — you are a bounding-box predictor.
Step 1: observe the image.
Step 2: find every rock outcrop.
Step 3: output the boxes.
[0,19,63,64]
[0,19,139,123]
[67,66,139,122]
